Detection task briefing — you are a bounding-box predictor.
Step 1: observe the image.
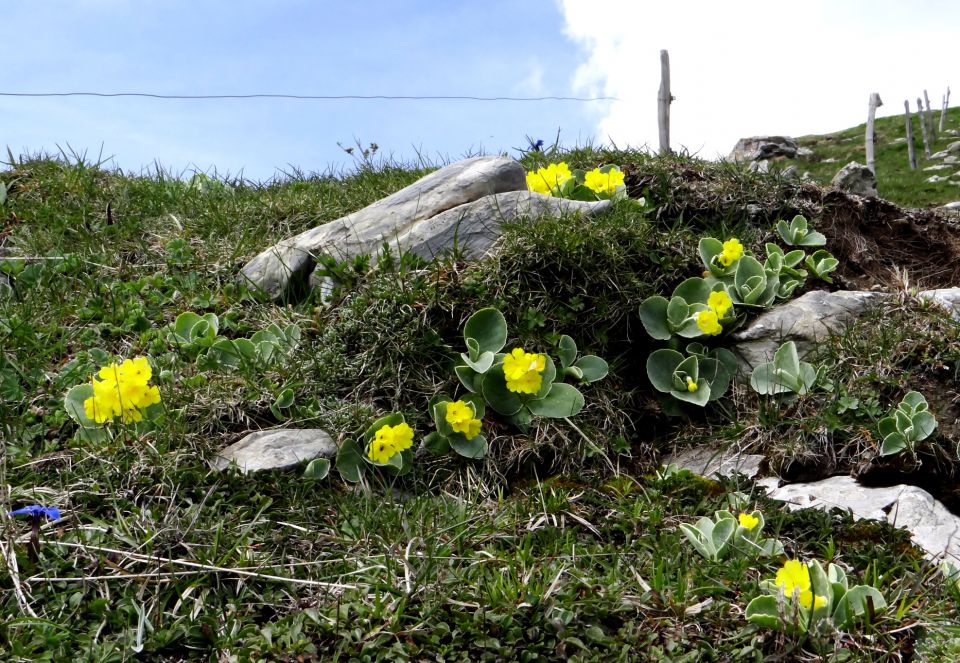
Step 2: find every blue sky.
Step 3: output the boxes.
[3,1,597,180]
[3,1,958,181]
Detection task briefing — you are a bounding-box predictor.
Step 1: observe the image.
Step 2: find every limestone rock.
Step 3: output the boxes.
[918,287,960,319]
[946,140,960,154]
[213,429,336,474]
[941,201,960,211]
[731,290,889,377]
[727,136,798,162]
[389,191,609,264]
[759,476,960,562]
[930,150,950,159]
[943,155,958,164]
[927,175,949,183]
[239,156,526,300]
[923,164,951,171]
[831,161,877,197]
[667,446,764,479]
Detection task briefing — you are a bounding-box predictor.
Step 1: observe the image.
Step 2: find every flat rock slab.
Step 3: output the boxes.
[730,290,889,378]
[757,475,960,563]
[213,429,337,474]
[667,446,764,479]
[240,156,526,300]
[393,191,610,262]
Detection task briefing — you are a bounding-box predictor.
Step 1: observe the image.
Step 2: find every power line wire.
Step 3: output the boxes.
[0,91,618,102]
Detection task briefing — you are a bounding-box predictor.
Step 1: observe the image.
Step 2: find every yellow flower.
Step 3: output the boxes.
[718,238,744,267]
[775,560,811,597]
[445,400,482,438]
[462,418,482,439]
[526,162,572,196]
[798,590,828,610]
[367,422,414,464]
[695,309,723,336]
[707,290,733,319]
[83,357,161,424]
[583,167,625,195]
[738,513,760,530]
[526,170,551,195]
[685,376,698,392]
[502,347,546,394]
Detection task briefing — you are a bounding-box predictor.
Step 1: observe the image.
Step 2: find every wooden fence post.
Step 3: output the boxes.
[866,93,883,175]
[657,49,673,156]
[924,89,937,142]
[918,97,931,158]
[904,100,918,170]
[940,86,951,133]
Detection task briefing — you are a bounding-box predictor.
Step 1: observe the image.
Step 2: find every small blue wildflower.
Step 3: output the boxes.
[533,139,544,151]
[9,505,61,521]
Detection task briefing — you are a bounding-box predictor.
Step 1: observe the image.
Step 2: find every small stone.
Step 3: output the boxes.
[923,164,951,171]
[213,429,337,474]
[831,161,877,197]
[930,150,950,159]
[942,155,958,164]
[927,175,948,183]
[727,136,798,162]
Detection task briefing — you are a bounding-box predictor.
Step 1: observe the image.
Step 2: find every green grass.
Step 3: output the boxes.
[781,106,960,208]
[1,148,959,661]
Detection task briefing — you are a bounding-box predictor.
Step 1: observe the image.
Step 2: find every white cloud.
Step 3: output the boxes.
[559,0,958,159]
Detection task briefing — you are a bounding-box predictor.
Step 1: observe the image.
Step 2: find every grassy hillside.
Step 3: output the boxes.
[1,149,959,661]
[780,105,960,208]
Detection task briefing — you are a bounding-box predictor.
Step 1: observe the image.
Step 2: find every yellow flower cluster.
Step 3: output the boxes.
[445,400,482,439]
[696,289,734,336]
[83,357,161,424]
[775,560,827,610]
[367,422,414,464]
[503,347,546,394]
[583,167,624,195]
[525,162,572,195]
[685,376,698,393]
[717,238,744,267]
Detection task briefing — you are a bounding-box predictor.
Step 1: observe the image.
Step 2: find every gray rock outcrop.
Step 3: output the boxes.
[213,429,336,474]
[831,161,877,197]
[240,156,527,300]
[730,290,889,378]
[727,136,798,162]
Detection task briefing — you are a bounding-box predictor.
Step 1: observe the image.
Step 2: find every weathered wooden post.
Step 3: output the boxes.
[924,89,937,142]
[866,93,883,175]
[657,49,673,156]
[940,86,951,133]
[904,100,918,170]
[918,97,931,158]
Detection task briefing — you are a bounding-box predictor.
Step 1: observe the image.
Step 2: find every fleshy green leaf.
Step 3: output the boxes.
[450,434,488,459]
[464,307,508,354]
[303,458,330,480]
[481,364,523,415]
[573,355,608,383]
[527,383,584,418]
[745,595,783,630]
[557,335,577,369]
[336,438,365,482]
[638,296,672,340]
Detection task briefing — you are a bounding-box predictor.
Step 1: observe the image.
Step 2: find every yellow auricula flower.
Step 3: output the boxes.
[83,357,161,424]
[583,166,625,196]
[445,400,482,438]
[695,309,723,336]
[718,238,744,267]
[685,376,698,392]
[775,560,811,596]
[503,348,546,394]
[367,422,414,464]
[738,513,760,530]
[526,162,572,196]
[708,290,733,319]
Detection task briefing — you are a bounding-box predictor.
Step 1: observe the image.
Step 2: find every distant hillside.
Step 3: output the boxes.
[780,105,960,208]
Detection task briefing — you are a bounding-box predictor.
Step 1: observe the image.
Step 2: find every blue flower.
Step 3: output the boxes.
[9,505,61,521]
[533,139,544,151]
